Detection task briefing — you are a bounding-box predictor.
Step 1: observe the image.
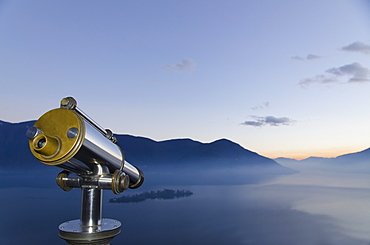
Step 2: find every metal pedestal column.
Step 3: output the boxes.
[59,188,121,245]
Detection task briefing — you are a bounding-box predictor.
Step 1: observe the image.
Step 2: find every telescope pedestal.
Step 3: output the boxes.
[59,219,121,245]
[59,188,121,245]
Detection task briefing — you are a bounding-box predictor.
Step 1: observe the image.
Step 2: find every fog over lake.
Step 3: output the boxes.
[1,166,370,245]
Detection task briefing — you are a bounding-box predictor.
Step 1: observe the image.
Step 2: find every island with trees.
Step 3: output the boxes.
[109,189,193,203]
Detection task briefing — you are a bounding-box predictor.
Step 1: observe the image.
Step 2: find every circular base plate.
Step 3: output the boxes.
[59,219,121,245]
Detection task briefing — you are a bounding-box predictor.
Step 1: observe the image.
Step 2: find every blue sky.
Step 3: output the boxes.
[1,0,370,159]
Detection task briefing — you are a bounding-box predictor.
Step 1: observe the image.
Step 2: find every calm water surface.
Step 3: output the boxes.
[1,169,370,244]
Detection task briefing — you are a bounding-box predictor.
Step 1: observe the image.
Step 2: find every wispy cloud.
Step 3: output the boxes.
[291,54,321,61]
[299,62,370,87]
[341,41,370,55]
[163,59,197,72]
[251,101,270,111]
[241,116,295,127]
[327,63,370,82]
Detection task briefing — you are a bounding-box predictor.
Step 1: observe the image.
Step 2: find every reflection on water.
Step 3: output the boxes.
[1,169,370,244]
[264,170,370,242]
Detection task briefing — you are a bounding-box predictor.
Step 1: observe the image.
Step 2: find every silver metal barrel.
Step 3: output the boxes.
[27,98,144,189]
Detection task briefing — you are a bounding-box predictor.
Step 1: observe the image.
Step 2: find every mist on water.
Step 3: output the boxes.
[1,163,370,245]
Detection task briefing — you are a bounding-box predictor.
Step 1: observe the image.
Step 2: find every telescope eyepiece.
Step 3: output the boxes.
[32,134,60,157]
[37,137,46,148]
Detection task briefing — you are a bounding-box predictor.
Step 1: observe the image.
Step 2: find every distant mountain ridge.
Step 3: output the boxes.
[117,135,280,168]
[327,147,370,165]
[0,120,37,170]
[0,120,293,177]
[276,148,370,165]
[3,119,370,177]
[275,148,370,173]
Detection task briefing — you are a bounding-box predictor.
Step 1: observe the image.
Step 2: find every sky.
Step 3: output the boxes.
[1,0,370,160]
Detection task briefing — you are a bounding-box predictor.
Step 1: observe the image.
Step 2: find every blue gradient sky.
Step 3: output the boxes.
[1,0,370,159]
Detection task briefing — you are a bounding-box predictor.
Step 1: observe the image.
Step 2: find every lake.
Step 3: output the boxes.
[1,168,370,244]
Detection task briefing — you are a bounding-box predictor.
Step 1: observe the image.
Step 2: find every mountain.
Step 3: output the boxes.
[274,157,300,165]
[318,148,370,173]
[275,156,332,165]
[275,148,370,173]
[324,148,370,165]
[0,120,40,171]
[118,135,283,168]
[0,120,296,185]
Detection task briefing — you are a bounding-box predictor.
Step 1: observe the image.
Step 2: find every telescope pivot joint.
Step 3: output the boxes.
[56,170,129,194]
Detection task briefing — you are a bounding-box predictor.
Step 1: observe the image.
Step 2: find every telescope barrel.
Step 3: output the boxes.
[27,97,144,189]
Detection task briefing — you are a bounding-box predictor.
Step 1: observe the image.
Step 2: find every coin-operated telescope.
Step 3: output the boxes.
[26,97,144,245]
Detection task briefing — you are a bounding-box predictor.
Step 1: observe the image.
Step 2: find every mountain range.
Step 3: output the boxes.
[3,119,370,172]
[0,120,297,185]
[275,148,370,173]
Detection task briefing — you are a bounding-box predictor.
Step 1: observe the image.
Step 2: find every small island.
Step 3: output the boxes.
[109,189,193,203]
